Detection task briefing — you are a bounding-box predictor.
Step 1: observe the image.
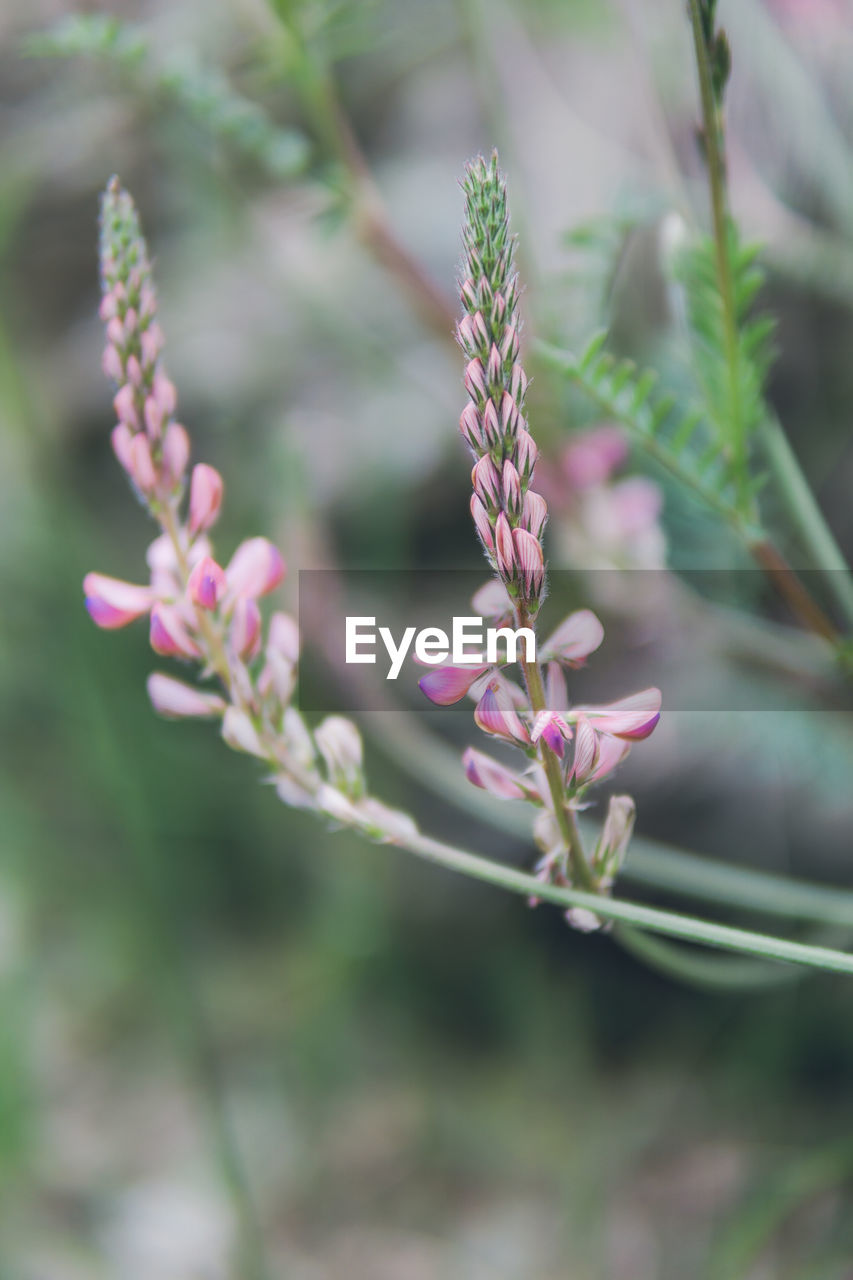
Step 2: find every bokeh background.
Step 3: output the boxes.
[2,0,853,1276]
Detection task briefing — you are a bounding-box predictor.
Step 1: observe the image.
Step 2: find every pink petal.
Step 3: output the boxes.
[591,733,631,781]
[531,711,570,758]
[474,682,530,744]
[541,610,605,666]
[83,572,153,629]
[267,612,300,664]
[230,596,262,660]
[147,673,225,719]
[419,664,488,706]
[463,747,530,800]
[511,527,544,596]
[161,423,190,486]
[470,579,513,622]
[149,603,202,659]
[570,717,598,783]
[187,556,227,610]
[544,661,568,712]
[494,512,514,576]
[521,490,547,537]
[226,538,285,599]
[470,495,494,552]
[188,464,224,536]
[576,688,662,740]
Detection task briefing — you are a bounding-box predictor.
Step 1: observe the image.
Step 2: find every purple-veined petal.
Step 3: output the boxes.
[474,682,530,744]
[569,716,598,783]
[463,747,530,800]
[591,733,631,781]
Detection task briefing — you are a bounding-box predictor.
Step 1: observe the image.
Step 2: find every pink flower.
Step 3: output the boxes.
[188,464,224,536]
[226,538,286,599]
[84,573,153,629]
[530,710,571,758]
[147,673,226,719]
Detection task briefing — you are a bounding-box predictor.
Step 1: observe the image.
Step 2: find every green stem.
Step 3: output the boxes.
[759,414,853,630]
[687,0,751,516]
[273,8,456,343]
[517,604,595,892]
[389,826,853,976]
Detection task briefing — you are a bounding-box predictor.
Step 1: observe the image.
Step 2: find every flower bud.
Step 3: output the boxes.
[314,715,364,798]
[230,596,262,660]
[161,422,190,487]
[147,673,226,719]
[187,556,227,610]
[188,464,224,535]
[222,706,265,757]
[113,383,139,431]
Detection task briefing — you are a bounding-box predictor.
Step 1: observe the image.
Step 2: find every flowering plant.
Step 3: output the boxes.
[81,164,853,980]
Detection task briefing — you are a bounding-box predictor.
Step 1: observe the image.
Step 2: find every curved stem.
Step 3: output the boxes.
[274,10,456,344]
[387,824,853,976]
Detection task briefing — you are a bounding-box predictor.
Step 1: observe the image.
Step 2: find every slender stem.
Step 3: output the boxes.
[759,415,853,630]
[276,14,456,343]
[517,603,594,891]
[687,0,751,515]
[389,826,853,976]
[750,538,839,643]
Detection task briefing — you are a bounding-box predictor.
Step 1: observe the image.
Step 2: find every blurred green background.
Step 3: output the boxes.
[2,0,853,1275]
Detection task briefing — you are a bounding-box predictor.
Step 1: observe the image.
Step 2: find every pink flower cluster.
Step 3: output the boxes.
[421,155,662,915]
[419,580,660,805]
[457,154,548,609]
[84,178,413,845]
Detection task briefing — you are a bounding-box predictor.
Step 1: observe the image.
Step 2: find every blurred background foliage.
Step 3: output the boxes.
[1,0,853,1275]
